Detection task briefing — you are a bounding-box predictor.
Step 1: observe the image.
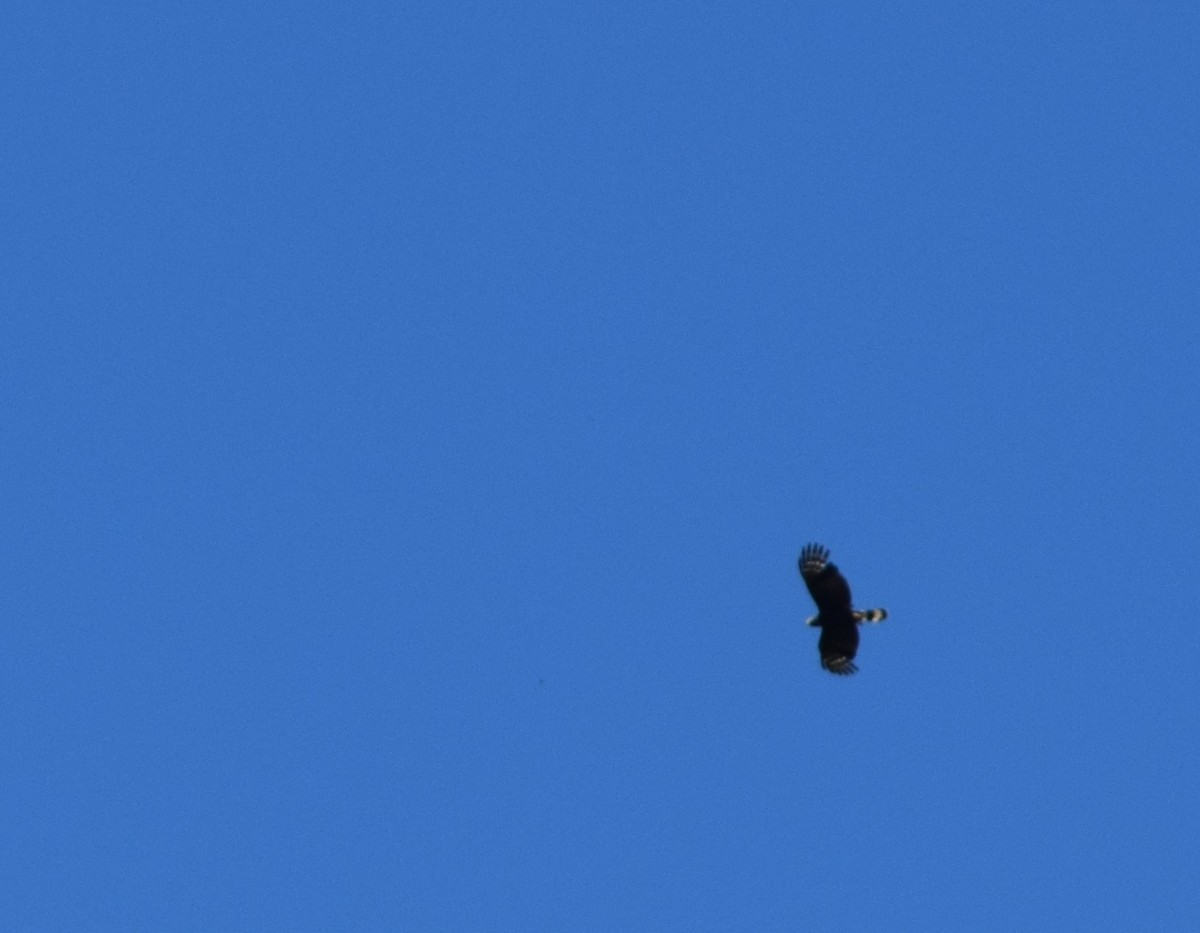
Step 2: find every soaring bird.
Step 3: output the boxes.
[798,543,888,675]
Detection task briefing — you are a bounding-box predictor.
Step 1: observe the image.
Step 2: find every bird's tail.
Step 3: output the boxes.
[853,608,887,624]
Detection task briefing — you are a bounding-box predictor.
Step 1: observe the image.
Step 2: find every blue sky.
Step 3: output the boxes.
[4,1,1199,929]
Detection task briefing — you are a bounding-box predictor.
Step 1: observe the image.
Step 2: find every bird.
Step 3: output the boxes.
[798,543,888,676]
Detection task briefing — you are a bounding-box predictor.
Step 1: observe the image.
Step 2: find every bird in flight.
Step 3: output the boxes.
[798,543,888,675]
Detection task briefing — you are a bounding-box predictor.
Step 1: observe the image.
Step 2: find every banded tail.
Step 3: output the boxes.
[852,609,888,623]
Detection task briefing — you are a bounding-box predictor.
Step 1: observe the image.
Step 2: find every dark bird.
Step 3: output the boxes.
[798,543,888,675]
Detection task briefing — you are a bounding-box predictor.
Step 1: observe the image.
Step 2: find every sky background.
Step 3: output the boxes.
[3,1,1199,930]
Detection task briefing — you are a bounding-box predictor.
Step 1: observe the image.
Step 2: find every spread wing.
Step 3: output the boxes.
[798,543,852,614]
[819,623,860,675]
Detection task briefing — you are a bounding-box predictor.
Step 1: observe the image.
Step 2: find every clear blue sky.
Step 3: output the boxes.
[4,2,1198,930]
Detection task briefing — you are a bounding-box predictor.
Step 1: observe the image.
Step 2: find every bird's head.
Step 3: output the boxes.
[804,614,819,627]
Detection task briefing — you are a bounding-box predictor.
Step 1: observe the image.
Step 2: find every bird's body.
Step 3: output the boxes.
[798,543,888,675]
